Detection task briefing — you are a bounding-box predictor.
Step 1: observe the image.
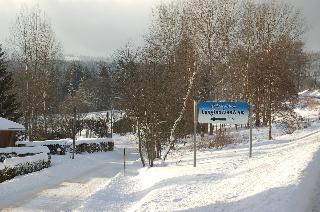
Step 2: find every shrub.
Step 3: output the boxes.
[0,146,50,162]
[276,110,310,134]
[198,130,235,149]
[0,152,50,183]
[75,141,114,154]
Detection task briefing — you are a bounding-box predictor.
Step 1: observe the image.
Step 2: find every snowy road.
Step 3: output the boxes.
[1,126,320,211]
[11,158,121,210]
[312,173,320,212]
[0,137,138,211]
[80,125,320,212]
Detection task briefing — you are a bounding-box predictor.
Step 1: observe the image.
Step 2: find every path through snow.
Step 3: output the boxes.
[1,127,320,211]
[312,173,320,212]
[0,136,138,211]
[80,127,320,211]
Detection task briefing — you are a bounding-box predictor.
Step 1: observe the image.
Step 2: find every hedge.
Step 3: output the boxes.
[0,148,51,183]
[18,138,114,155]
[0,159,50,183]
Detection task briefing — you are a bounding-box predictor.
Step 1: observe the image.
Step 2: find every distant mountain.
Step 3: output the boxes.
[64,54,112,63]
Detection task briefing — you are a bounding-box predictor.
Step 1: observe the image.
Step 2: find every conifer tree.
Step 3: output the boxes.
[0,45,20,121]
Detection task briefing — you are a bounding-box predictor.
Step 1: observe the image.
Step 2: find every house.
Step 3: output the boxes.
[0,118,25,147]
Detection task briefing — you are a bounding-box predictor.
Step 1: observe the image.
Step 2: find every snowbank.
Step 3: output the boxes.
[0,146,50,154]
[288,148,320,212]
[79,126,320,211]
[298,90,310,95]
[17,139,71,147]
[299,89,320,98]
[3,153,49,168]
[0,117,25,131]
[18,138,113,147]
[309,90,320,97]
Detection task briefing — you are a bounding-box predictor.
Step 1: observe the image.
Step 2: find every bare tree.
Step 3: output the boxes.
[8,4,62,140]
[238,0,306,138]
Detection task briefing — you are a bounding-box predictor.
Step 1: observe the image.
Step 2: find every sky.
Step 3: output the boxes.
[0,0,319,58]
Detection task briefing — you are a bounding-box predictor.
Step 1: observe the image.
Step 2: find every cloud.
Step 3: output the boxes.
[0,0,319,56]
[0,0,155,57]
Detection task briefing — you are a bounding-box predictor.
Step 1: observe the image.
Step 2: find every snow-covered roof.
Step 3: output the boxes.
[0,117,25,131]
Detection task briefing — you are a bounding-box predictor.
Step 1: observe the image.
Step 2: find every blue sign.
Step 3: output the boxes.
[197,101,249,124]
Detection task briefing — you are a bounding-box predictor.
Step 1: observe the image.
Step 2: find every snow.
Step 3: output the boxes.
[1,125,318,211]
[16,139,70,146]
[83,110,124,122]
[0,118,25,131]
[0,146,50,154]
[311,175,320,212]
[309,90,320,98]
[0,94,320,211]
[298,90,310,95]
[64,55,80,61]
[0,162,5,171]
[17,138,113,147]
[77,126,320,212]
[0,147,50,171]
[75,138,114,145]
[299,89,320,98]
[3,153,49,168]
[0,138,132,210]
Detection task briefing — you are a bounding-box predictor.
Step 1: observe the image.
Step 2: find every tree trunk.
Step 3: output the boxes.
[163,68,197,161]
[137,120,145,167]
[268,114,272,140]
[209,123,213,135]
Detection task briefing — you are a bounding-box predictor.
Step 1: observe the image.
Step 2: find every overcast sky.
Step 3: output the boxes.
[0,0,319,57]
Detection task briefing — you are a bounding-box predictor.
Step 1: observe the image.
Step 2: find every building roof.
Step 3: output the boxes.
[0,118,25,131]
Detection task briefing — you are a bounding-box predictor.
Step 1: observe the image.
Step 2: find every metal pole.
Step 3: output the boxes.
[110,109,113,138]
[124,148,126,174]
[193,100,197,167]
[249,104,253,158]
[72,107,76,159]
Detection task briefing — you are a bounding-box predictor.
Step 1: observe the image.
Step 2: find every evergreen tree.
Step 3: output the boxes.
[0,45,20,121]
[97,63,112,110]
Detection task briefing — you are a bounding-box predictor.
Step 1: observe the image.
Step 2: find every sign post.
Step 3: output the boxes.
[193,100,197,167]
[249,104,253,158]
[196,101,252,158]
[124,148,126,175]
[198,102,249,125]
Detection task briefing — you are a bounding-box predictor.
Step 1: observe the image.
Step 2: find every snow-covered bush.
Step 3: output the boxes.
[75,141,114,154]
[0,152,50,183]
[19,138,114,155]
[0,146,50,162]
[276,110,310,134]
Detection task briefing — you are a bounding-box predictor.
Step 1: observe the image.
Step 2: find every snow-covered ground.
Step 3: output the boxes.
[77,123,320,212]
[0,93,320,211]
[1,124,319,211]
[0,135,137,211]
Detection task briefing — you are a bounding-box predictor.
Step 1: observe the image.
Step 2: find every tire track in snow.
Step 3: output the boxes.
[1,145,138,211]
